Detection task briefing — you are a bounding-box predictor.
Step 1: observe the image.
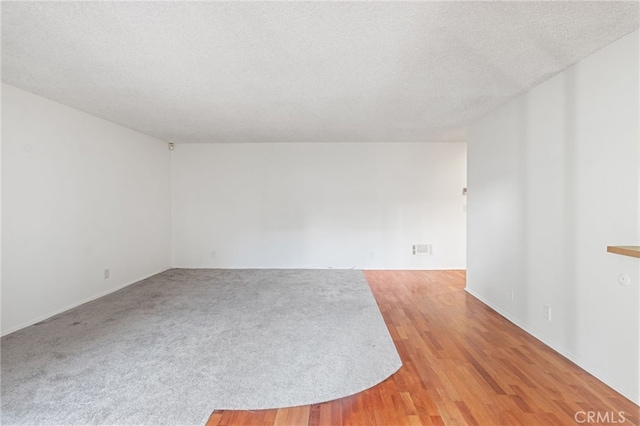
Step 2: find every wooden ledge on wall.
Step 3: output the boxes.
[607,246,640,259]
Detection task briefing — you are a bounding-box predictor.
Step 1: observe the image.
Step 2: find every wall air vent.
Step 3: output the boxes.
[413,244,433,255]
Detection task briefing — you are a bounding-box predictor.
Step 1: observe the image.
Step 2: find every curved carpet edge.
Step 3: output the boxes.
[2,269,402,425]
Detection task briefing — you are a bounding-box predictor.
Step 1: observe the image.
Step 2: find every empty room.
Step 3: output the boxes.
[1,1,639,425]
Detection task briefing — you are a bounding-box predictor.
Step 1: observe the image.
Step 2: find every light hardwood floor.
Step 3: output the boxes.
[207,270,639,425]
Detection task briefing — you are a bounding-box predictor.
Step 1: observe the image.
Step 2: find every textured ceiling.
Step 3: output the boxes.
[2,2,638,143]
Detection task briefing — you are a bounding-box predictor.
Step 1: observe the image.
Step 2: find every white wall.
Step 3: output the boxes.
[467,30,639,403]
[172,142,466,269]
[1,84,172,335]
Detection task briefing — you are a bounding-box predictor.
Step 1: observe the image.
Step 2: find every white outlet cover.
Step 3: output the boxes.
[617,274,631,286]
[543,305,551,321]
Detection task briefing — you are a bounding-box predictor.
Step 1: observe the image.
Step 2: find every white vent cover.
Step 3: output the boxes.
[412,244,433,255]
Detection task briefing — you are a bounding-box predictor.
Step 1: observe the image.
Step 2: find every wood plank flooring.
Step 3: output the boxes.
[206,270,639,425]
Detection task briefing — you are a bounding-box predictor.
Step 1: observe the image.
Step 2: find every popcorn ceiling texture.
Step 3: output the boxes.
[1,1,638,143]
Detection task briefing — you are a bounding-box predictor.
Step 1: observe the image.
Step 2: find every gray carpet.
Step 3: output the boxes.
[1,269,402,425]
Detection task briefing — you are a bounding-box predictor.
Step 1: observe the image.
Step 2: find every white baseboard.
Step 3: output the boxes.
[170,265,467,271]
[1,267,171,337]
[464,287,639,405]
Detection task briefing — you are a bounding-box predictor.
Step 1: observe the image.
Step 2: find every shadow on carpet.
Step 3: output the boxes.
[1,269,402,425]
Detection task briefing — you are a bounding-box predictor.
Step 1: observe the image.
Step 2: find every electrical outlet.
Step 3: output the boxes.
[104,269,110,279]
[543,305,551,321]
[509,289,514,302]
